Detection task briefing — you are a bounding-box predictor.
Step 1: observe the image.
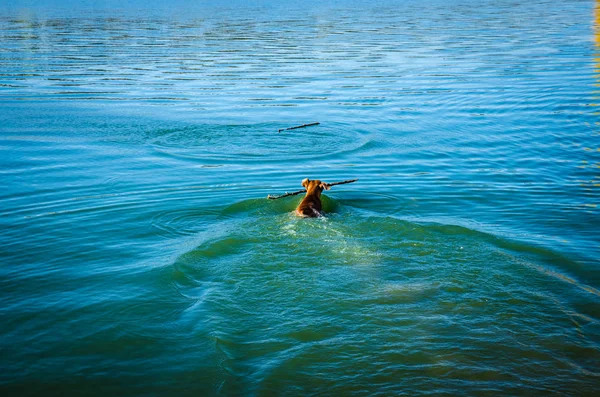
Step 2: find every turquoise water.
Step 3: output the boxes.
[1,0,599,395]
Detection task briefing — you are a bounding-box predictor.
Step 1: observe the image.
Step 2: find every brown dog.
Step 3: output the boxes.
[295,178,331,217]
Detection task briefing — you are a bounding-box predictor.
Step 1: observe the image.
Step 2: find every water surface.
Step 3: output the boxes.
[1,0,599,395]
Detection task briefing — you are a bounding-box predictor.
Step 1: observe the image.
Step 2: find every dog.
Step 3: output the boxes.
[295,178,331,217]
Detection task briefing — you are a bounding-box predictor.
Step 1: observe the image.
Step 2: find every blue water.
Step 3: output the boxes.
[1,0,599,395]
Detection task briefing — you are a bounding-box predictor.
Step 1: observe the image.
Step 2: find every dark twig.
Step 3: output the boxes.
[267,189,307,200]
[267,179,358,200]
[278,122,320,133]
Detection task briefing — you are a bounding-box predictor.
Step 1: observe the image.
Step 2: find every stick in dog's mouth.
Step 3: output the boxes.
[267,179,358,200]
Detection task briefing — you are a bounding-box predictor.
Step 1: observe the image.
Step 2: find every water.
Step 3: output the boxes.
[1,0,599,395]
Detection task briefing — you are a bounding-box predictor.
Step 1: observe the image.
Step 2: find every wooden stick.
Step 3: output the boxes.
[267,179,358,200]
[267,189,306,200]
[278,122,320,133]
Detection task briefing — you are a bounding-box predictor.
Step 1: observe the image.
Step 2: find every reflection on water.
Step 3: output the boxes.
[585,0,600,192]
[0,0,599,396]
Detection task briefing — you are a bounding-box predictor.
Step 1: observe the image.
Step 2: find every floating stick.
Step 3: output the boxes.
[267,179,358,200]
[278,122,320,133]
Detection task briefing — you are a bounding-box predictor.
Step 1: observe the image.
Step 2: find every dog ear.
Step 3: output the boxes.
[320,182,330,190]
[302,178,310,188]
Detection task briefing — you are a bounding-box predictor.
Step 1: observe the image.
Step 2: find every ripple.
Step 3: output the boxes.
[150,208,220,238]
[149,123,369,162]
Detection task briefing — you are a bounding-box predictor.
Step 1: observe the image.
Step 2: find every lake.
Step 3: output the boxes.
[1,0,599,395]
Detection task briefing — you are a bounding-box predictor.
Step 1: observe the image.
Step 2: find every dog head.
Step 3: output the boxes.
[301,178,330,194]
